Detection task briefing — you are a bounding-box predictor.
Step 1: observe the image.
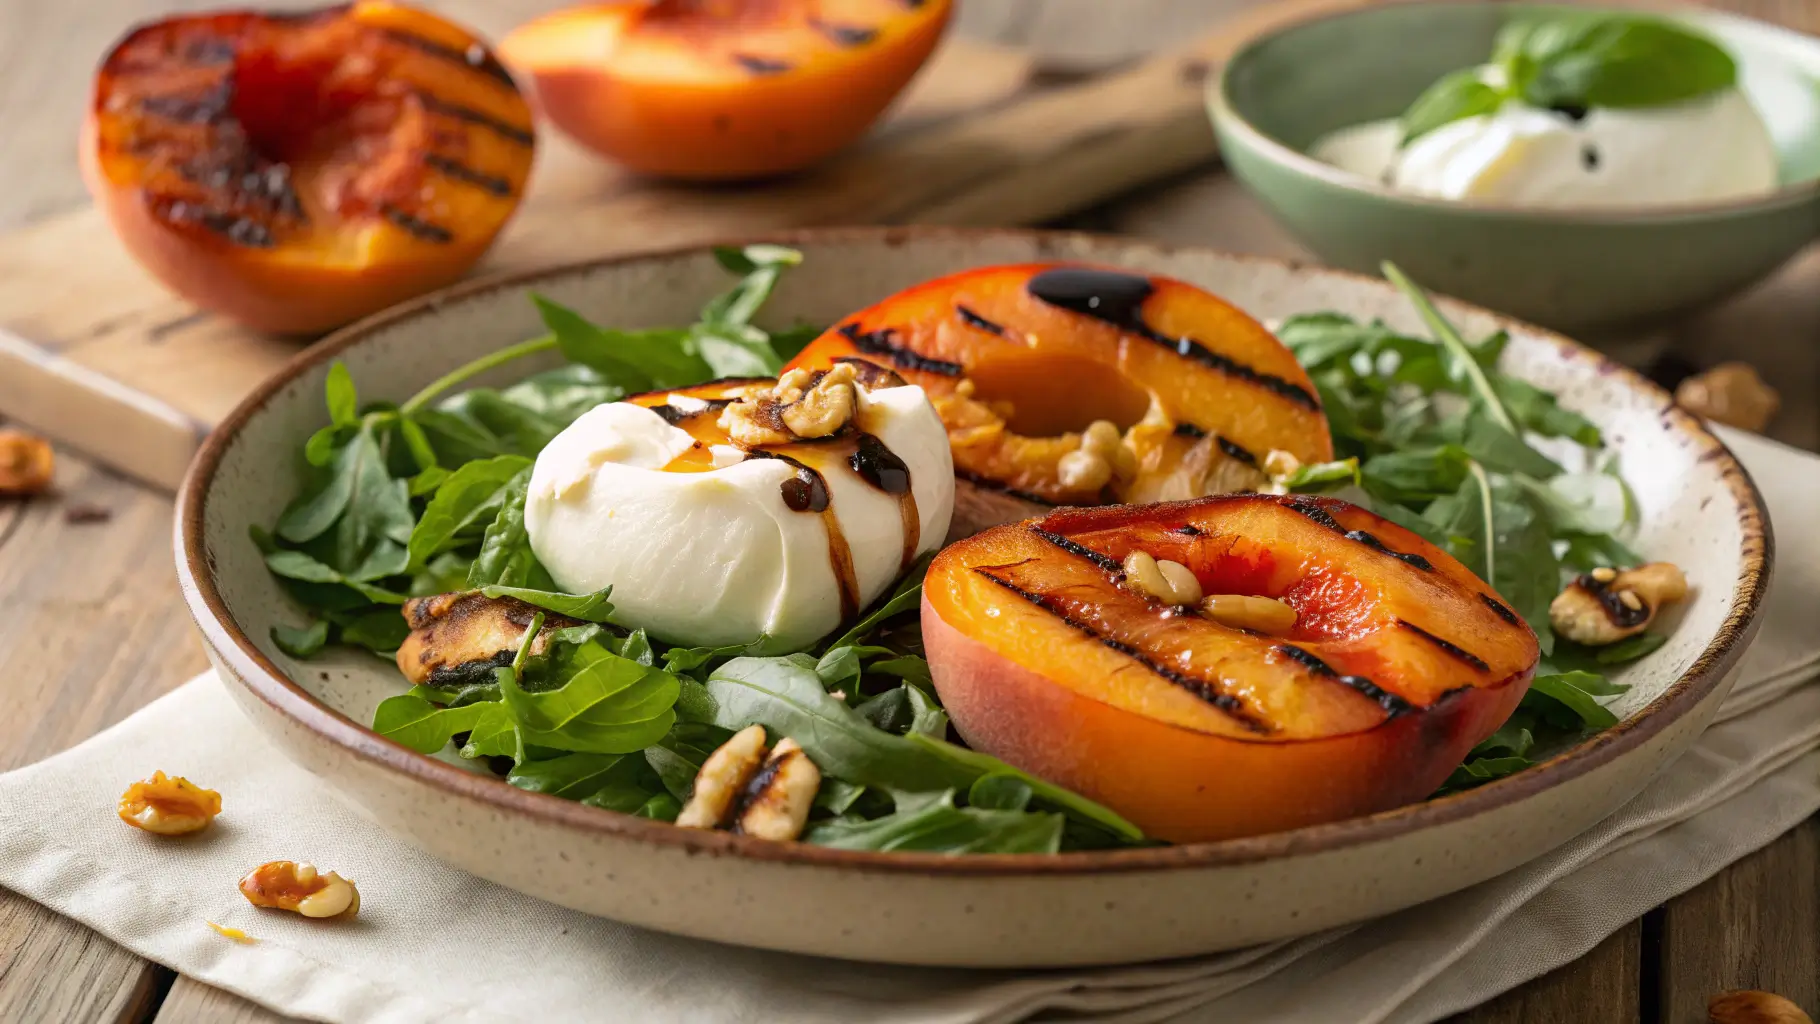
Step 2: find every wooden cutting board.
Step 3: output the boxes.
[0,0,1365,492]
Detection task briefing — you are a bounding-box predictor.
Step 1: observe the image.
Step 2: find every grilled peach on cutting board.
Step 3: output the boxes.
[500,0,952,180]
[922,494,1540,843]
[83,2,534,334]
[786,264,1333,539]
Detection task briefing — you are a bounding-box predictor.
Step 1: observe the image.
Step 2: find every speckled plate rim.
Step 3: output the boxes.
[174,225,1774,877]
[1208,0,1820,224]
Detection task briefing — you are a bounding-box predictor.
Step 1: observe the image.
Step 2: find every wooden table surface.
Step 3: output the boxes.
[2,2,1816,1022]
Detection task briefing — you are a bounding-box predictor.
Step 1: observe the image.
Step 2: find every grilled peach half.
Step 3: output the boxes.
[922,494,1539,843]
[786,264,1333,539]
[500,0,952,180]
[83,2,535,334]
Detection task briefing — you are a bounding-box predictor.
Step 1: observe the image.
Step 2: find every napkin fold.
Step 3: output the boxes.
[2,426,1815,1024]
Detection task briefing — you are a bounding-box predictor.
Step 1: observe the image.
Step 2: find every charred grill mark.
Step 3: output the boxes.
[1173,422,1206,439]
[158,200,275,247]
[423,153,512,196]
[810,18,878,46]
[381,204,454,243]
[1344,530,1433,571]
[382,28,516,88]
[1275,644,1413,716]
[733,53,793,75]
[426,648,513,687]
[1281,495,1344,531]
[1028,527,1126,576]
[1024,267,1320,411]
[954,304,1005,335]
[417,93,534,145]
[836,322,964,377]
[1283,497,1432,570]
[140,80,233,123]
[649,399,732,426]
[1217,435,1258,465]
[182,35,236,65]
[953,469,1054,506]
[1573,574,1652,628]
[1396,620,1491,673]
[832,357,907,389]
[974,568,1272,734]
[175,158,306,221]
[1176,524,1203,536]
[728,755,786,830]
[1480,593,1523,627]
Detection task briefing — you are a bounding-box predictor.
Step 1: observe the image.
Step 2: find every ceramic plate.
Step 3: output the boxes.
[176,228,1770,967]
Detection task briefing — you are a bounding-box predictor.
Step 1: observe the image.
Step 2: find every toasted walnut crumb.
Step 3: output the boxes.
[676,724,767,829]
[781,363,858,438]
[1550,561,1688,646]
[677,727,823,841]
[1677,362,1779,432]
[0,430,53,496]
[1057,449,1111,491]
[239,861,360,920]
[118,771,221,836]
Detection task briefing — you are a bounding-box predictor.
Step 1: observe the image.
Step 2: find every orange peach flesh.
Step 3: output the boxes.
[922,494,1539,843]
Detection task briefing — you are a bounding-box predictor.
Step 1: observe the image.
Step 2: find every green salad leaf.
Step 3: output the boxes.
[805,789,1065,854]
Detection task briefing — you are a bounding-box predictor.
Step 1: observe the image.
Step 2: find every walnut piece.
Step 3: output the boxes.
[1549,561,1688,646]
[1677,362,1780,433]
[675,726,822,841]
[718,364,861,447]
[0,429,53,496]
[780,362,858,438]
[675,724,767,829]
[118,771,221,836]
[1709,990,1813,1024]
[239,860,360,919]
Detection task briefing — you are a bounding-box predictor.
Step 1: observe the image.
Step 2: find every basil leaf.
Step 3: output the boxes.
[373,694,494,754]
[1507,14,1735,111]
[466,467,535,588]
[1400,67,1506,144]
[704,245,802,327]
[271,620,330,659]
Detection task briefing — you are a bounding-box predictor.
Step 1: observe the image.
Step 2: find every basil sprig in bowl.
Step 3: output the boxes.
[1209,2,1820,333]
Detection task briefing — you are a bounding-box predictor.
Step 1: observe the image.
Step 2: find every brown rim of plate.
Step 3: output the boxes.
[175,225,1775,877]
[1208,0,1820,223]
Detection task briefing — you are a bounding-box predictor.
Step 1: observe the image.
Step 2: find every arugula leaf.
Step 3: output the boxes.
[271,620,330,659]
[338,608,411,653]
[804,790,1064,854]
[373,694,494,754]
[509,753,642,801]
[476,584,614,622]
[828,554,933,650]
[533,295,709,391]
[499,639,681,754]
[1595,632,1668,665]
[968,773,1034,812]
[1527,671,1623,729]
[704,244,803,327]
[264,550,408,604]
[663,640,766,676]
[854,684,949,738]
[324,362,360,427]
[643,744,703,802]
[698,656,1142,840]
[466,467,536,588]
[408,455,533,570]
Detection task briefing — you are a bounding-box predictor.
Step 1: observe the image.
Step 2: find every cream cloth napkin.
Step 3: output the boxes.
[1,426,1815,1024]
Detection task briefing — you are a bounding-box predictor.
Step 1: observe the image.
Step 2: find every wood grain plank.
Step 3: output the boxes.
[1446,924,1642,1024]
[1658,819,1820,1023]
[0,444,209,1022]
[155,979,296,1024]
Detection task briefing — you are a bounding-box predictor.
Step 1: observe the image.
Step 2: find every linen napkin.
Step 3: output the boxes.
[1,425,1814,1024]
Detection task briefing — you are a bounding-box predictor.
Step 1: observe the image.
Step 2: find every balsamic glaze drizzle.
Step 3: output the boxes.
[1024,267,1320,411]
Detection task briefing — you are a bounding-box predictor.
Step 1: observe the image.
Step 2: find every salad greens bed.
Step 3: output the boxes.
[259,247,1659,853]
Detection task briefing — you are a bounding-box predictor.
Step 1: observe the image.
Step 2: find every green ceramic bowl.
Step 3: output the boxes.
[1208,2,1820,334]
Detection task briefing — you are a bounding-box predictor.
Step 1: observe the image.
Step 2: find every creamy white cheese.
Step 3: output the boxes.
[1311,88,1779,207]
[524,386,954,652]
